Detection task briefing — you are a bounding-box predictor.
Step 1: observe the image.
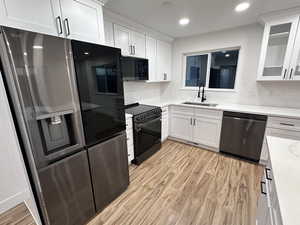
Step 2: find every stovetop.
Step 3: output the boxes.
[125,103,160,116]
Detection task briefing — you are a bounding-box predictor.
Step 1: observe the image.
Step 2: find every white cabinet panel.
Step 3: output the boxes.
[146,36,157,82]
[157,40,172,81]
[170,113,193,142]
[193,117,221,149]
[60,0,105,44]
[0,0,61,36]
[114,24,131,56]
[161,106,169,141]
[104,20,114,47]
[131,31,146,58]
[257,16,299,81]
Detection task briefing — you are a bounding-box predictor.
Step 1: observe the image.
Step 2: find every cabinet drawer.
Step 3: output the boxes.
[268,117,300,131]
[194,108,222,120]
[171,105,194,116]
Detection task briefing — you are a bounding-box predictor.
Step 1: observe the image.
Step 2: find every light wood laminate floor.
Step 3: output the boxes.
[88,140,264,225]
[0,203,35,225]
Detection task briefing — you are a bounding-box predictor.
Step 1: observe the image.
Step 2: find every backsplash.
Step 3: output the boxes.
[123,81,163,105]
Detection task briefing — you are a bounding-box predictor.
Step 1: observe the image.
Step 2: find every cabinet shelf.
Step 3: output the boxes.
[269,32,290,39]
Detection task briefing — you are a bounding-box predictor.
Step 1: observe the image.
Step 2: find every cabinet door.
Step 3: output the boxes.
[257,16,299,81]
[104,19,115,47]
[289,19,300,81]
[0,0,61,36]
[146,36,157,81]
[114,24,131,56]
[157,40,172,81]
[60,0,105,44]
[170,113,193,141]
[193,117,221,149]
[131,31,146,58]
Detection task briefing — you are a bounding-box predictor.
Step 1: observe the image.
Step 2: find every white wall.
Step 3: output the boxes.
[161,23,300,108]
[0,74,40,224]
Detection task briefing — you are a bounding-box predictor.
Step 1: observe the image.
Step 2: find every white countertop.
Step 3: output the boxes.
[266,136,300,225]
[140,99,300,119]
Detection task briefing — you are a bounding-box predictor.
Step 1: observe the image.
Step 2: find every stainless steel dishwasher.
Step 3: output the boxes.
[220,111,267,162]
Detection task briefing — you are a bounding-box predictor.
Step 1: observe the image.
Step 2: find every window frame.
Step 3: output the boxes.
[182,46,241,92]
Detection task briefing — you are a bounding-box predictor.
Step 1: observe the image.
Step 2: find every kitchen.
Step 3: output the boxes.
[0,0,300,225]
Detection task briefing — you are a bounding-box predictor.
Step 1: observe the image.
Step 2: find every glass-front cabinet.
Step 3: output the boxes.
[257,16,299,81]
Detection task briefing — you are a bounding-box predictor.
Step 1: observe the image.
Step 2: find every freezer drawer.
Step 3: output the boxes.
[38,151,95,225]
[88,132,129,212]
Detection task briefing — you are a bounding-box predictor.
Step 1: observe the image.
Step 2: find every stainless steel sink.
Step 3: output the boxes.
[182,102,218,107]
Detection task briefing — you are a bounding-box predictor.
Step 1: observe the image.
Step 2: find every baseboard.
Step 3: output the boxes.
[168,136,219,152]
[0,190,29,214]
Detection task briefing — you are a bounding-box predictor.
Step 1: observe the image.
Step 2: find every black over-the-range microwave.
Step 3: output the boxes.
[121,56,149,81]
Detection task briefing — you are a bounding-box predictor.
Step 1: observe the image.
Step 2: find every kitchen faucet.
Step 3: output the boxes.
[197,85,207,102]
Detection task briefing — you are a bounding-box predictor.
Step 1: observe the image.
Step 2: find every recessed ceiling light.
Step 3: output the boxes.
[33,45,43,49]
[225,54,230,58]
[179,18,190,26]
[235,2,250,12]
[84,52,90,55]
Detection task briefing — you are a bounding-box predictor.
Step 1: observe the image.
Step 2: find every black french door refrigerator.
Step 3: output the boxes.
[0,27,129,225]
[71,40,129,212]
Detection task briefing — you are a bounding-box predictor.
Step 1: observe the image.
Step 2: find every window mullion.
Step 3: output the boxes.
[205,53,212,88]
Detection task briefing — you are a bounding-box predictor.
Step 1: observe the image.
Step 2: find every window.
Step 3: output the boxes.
[185,54,208,87]
[184,48,239,90]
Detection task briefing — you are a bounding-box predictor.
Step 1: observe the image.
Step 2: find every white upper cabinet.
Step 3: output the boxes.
[114,24,132,56]
[146,36,157,81]
[114,24,146,58]
[289,21,300,81]
[0,0,105,44]
[104,19,115,47]
[0,0,62,36]
[131,31,146,58]
[257,15,299,81]
[59,0,105,44]
[157,40,172,81]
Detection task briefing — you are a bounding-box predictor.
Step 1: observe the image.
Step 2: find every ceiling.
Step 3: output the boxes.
[105,0,300,38]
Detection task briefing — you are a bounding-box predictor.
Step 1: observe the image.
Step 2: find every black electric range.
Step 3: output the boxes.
[125,103,162,165]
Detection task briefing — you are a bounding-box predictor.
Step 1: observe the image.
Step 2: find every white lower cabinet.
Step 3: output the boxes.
[257,146,283,225]
[170,105,222,150]
[260,116,300,164]
[170,113,193,142]
[161,106,169,141]
[193,116,222,149]
[126,115,134,164]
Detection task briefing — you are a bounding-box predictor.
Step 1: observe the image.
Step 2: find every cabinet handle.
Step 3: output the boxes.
[289,68,294,80]
[133,45,136,55]
[190,118,193,125]
[283,69,287,80]
[260,181,267,195]
[64,18,70,36]
[193,118,196,126]
[279,122,295,127]
[56,16,63,34]
[265,168,272,181]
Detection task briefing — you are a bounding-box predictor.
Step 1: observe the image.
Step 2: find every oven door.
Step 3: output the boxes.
[134,116,161,157]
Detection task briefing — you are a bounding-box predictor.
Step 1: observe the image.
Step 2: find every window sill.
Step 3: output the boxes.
[180,87,237,93]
